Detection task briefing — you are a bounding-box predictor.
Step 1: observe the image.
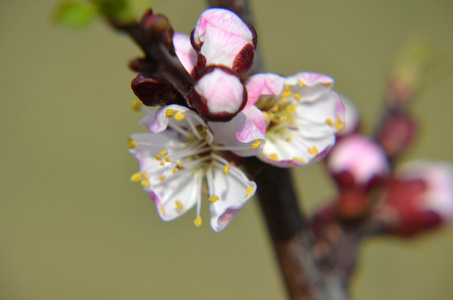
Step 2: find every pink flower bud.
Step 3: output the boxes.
[192,8,256,76]
[189,67,246,121]
[327,135,389,188]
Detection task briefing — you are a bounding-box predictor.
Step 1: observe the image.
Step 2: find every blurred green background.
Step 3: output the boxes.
[1,0,453,299]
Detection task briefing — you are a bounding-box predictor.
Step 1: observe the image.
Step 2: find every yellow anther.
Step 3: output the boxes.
[251,140,261,149]
[132,100,142,112]
[172,168,178,173]
[165,109,174,117]
[263,112,269,121]
[293,157,306,163]
[308,146,319,155]
[322,81,333,87]
[130,172,142,182]
[160,206,165,215]
[326,118,334,127]
[284,85,291,92]
[246,187,255,197]
[269,113,276,120]
[269,153,279,160]
[127,137,137,149]
[159,175,165,182]
[293,93,301,102]
[175,200,184,211]
[209,195,220,202]
[141,179,150,188]
[164,157,170,163]
[281,91,292,97]
[141,172,149,179]
[194,216,202,227]
[159,161,164,166]
[177,161,183,168]
[279,116,289,122]
[335,118,344,131]
[174,111,186,121]
[286,137,292,142]
[155,154,161,160]
[286,103,296,113]
[202,126,207,133]
[298,80,305,87]
[223,165,230,175]
[159,150,168,156]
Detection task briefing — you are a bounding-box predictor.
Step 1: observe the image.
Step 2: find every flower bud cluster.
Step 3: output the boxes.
[127,8,346,232]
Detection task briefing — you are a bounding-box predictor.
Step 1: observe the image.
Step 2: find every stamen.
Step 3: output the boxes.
[223,165,230,175]
[286,137,292,142]
[174,111,186,121]
[335,118,344,131]
[159,150,168,156]
[298,80,304,87]
[155,154,161,160]
[194,216,202,227]
[141,172,149,179]
[326,118,334,127]
[132,100,142,112]
[308,146,319,155]
[246,187,254,197]
[175,200,184,211]
[165,109,174,117]
[293,157,306,163]
[130,172,141,182]
[159,175,165,182]
[140,179,150,188]
[208,195,219,202]
[251,140,261,149]
[164,157,171,163]
[127,137,137,149]
[269,153,279,160]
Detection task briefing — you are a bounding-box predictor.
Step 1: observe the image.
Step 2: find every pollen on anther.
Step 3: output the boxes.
[293,93,301,102]
[130,173,141,182]
[127,137,137,149]
[194,216,202,227]
[209,195,220,202]
[141,172,149,179]
[177,160,183,168]
[160,206,165,215]
[308,146,319,155]
[165,109,174,117]
[269,153,279,160]
[298,80,305,87]
[164,157,170,163]
[159,150,168,156]
[251,140,261,149]
[159,175,165,182]
[155,154,161,160]
[132,100,142,112]
[246,187,255,197]
[202,126,207,133]
[335,118,344,131]
[326,118,334,127]
[175,200,184,211]
[286,137,292,142]
[223,165,230,175]
[141,179,150,188]
[294,157,306,163]
[174,111,186,121]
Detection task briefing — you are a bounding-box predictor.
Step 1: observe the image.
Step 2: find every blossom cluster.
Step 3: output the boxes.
[128,8,345,232]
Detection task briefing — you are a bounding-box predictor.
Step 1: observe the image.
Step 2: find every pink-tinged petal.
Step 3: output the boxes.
[193,8,254,70]
[173,33,197,74]
[336,93,360,136]
[192,67,246,121]
[208,112,265,157]
[207,164,256,232]
[285,72,335,102]
[242,105,266,135]
[294,91,343,138]
[245,73,285,109]
[327,134,389,185]
[259,133,336,168]
[398,161,453,222]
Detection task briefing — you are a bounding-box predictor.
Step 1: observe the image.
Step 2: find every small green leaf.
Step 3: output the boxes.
[55,2,98,28]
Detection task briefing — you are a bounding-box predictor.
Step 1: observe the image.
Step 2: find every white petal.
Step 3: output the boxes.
[207,164,256,232]
[285,72,334,102]
[149,170,203,221]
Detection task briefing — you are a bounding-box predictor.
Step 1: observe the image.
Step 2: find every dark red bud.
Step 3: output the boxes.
[131,73,184,107]
[377,113,417,159]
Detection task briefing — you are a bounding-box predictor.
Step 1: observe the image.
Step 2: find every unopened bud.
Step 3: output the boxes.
[377,113,417,159]
[131,73,183,107]
[189,66,246,122]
